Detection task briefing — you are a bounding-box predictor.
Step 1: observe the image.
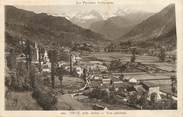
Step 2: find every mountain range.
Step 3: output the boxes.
[5,6,109,51]
[90,11,153,40]
[70,10,104,29]
[118,4,176,50]
[5,4,177,52]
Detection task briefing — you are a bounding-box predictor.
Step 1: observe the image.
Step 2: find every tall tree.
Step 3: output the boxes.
[7,48,16,70]
[171,76,177,93]
[130,47,136,63]
[69,52,73,74]
[24,40,32,84]
[159,47,166,62]
[48,49,58,88]
[56,65,64,93]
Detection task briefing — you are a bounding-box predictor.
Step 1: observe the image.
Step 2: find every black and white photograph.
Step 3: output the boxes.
[4,1,179,111]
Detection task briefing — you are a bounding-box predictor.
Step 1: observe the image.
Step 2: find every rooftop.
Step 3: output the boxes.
[141,81,159,88]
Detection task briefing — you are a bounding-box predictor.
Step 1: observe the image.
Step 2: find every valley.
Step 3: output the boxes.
[5,4,177,110]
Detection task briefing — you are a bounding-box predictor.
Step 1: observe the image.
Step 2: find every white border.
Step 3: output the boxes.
[0,0,183,117]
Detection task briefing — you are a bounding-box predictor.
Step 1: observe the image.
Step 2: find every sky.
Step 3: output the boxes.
[15,0,175,19]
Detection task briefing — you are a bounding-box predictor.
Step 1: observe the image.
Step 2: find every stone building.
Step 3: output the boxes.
[141,82,161,101]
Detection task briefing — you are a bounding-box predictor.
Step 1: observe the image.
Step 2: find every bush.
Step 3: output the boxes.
[8,62,37,91]
[142,99,177,110]
[32,85,57,110]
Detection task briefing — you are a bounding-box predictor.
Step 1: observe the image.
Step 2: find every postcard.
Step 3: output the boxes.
[0,0,183,117]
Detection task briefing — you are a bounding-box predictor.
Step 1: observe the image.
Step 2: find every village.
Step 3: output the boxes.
[5,39,177,110]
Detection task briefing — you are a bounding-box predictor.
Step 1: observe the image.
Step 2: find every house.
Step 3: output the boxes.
[141,81,161,101]
[63,47,70,53]
[73,66,83,77]
[75,56,82,64]
[16,53,26,62]
[71,52,81,65]
[58,61,65,66]
[129,78,138,83]
[97,64,108,72]
[87,63,108,73]
[42,62,51,73]
[102,78,112,85]
[92,75,102,80]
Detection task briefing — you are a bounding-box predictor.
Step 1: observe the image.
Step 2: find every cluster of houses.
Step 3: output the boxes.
[86,73,162,105]
[29,44,172,106]
[35,46,107,78]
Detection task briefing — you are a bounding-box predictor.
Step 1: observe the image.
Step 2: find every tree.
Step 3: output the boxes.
[119,41,132,49]
[109,59,122,72]
[159,47,166,62]
[138,92,148,109]
[48,49,58,88]
[171,76,177,93]
[128,92,138,105]
[130,47,136,63]
[69,53,73,74]
[24,40,33,85]
[24,40,32,69]
[56,65,64,93]
[6,48,16,70]
[106,43,115,52]
[150,92,158,104]
[72,42,80,51]
[119,64,127,73]
[119,74,124,81]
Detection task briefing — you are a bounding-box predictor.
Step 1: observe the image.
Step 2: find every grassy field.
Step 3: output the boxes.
[82,52,175,70]
[82,52,176,72]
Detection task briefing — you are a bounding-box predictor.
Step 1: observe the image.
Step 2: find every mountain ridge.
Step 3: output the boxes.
[70,10,103,29]
[117,4,176,50]
[5,6,110,50]
[90,11,153,40]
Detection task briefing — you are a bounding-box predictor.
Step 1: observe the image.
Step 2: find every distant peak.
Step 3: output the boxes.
[162,3,175,11]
